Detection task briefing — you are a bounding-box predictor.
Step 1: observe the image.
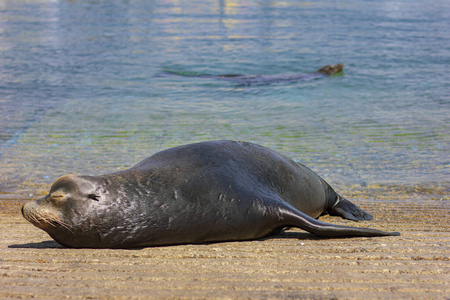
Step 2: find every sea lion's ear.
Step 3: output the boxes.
[88,194,100,201]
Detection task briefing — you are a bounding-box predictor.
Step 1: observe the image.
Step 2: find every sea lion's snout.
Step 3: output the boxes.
[22,201,35,222]
[22,199,66,231]
[22,201,42,227]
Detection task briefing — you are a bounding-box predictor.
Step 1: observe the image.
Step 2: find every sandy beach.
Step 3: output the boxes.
[1,187,448,299]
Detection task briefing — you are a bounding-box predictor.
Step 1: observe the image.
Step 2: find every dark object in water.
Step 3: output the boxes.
[162,63,343,86]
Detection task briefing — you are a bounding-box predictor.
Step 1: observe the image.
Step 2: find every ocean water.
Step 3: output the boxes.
[0,0,449,199]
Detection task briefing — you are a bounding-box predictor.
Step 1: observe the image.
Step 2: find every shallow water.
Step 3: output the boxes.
[0,0,449,198]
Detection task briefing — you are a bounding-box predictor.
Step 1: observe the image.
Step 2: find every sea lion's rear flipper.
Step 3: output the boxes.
[278,203,399,238]
[327,197,373,221]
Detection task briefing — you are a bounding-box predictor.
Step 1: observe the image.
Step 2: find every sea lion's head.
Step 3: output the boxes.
[22,175,109,248]
[317,63,343,75]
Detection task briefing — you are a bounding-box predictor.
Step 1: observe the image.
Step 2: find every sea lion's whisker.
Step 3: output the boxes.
[27,211,40,224]
[53,219,74,233]
[42,213,74,233]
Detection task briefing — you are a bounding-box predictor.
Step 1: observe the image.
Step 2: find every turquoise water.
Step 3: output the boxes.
[0,0,449,198]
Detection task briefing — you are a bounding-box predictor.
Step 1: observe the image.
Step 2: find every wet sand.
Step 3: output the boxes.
[1,187,448,299]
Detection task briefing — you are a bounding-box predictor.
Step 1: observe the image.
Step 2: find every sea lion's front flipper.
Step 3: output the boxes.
[278,203,399,238]
[327,196,373,221]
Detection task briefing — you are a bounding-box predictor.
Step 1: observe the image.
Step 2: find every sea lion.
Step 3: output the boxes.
[22,140,399,249]
[161,63,344,86]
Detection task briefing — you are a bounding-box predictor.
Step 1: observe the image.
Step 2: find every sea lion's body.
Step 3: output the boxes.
[163,63,343,86]
[22,140,398,249]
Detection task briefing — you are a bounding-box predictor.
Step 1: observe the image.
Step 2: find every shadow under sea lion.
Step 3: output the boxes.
[22,140,399,249]
[161,63,343,86]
